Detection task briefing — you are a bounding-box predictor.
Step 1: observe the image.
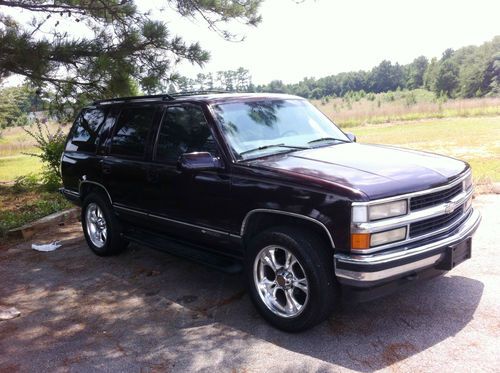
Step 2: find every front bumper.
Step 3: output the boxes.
[334,208,481,288]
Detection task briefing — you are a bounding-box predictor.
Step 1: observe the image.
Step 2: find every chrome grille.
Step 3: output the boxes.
[410,182,463,211]
[409,207,464,238]
[351,171,473,254]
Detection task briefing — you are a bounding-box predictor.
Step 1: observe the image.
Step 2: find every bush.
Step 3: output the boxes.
[41,169,62,192]
[384,92,395,102]
[12,173,40,193]
[23,121,66,190]
[405,92,417,107]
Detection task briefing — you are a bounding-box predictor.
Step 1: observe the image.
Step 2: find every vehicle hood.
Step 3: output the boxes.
[246,143,468,200]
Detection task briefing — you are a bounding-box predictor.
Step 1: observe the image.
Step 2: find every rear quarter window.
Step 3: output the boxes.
[66,108,108,152]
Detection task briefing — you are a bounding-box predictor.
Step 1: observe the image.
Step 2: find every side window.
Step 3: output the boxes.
[110,106,156,157]
[156,105,218,162]
[66,108,107,152]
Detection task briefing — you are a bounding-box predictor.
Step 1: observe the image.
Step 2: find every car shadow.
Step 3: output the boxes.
[216,274,484,371]
[0,238,484,372]
[125,243,484,372]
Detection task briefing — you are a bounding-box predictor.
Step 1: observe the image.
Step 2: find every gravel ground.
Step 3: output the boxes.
[0,195,499,372]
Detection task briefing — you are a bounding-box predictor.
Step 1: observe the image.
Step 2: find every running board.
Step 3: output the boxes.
[123,229,243,274]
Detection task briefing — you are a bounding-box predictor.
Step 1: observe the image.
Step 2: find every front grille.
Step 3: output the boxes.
[409,207,464,238]
[410,182,463,211]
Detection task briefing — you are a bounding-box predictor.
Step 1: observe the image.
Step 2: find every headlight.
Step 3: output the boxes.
[369,200,408,221]
[370,227,407,247]
[352,200,408,223]
[463,173,473,191]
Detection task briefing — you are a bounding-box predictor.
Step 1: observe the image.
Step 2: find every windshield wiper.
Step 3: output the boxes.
[308,137,350,146]
[240,143,308,157]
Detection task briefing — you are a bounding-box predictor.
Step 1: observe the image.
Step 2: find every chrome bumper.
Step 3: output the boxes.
[334,208,481,287]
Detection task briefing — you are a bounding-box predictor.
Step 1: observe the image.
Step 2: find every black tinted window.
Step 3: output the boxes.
[111,107,156,157]
[66,108,107,152]
[156,105,217,162]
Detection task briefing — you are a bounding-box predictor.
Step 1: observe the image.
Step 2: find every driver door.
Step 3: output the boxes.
[144,104,233,248]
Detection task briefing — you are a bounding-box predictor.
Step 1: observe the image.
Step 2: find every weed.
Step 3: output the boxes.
[23,120,66,189]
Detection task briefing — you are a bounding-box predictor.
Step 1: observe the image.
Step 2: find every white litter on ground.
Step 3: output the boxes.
[31,241,61,252]
[0,307,21,321]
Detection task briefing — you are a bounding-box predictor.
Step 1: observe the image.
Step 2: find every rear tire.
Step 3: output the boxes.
[245,226,337,332]
[81,193,126,256]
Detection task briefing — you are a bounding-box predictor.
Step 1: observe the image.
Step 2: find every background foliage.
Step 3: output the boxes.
[176,36,500,100]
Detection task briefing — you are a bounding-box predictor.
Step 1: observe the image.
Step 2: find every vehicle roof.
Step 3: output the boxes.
[88,92,303,108]
[178,92,302,104]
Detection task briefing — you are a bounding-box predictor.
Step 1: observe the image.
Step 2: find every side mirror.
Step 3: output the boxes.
[178,152,223,172]
[346,133,357,142]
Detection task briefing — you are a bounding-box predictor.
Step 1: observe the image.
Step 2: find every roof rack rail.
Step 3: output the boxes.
[92,90,231,105]
[169,90,230,97]
[92,93,175,105]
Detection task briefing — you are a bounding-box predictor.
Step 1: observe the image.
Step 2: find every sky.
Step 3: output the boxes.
[3,0,500,86]
[169,0,500,84]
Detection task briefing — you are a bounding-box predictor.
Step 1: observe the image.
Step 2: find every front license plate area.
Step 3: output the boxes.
[437,238,472,270]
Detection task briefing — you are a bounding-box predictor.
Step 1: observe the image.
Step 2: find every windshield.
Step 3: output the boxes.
[212,99,350,160]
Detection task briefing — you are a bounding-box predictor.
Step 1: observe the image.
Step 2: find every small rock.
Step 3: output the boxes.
[0,307,21,321]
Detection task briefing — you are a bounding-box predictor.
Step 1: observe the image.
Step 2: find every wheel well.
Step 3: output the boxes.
[242,212,334,249]
[79,182,112,204]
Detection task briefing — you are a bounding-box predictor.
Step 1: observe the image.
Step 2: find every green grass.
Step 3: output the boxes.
[346,116,500,183]
[0,154,42,182]
[0,185,72,239]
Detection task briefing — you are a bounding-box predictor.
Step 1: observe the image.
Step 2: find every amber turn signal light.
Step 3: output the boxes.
[351,233,370,250]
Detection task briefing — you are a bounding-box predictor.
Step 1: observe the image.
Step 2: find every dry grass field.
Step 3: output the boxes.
[346,116,500,188]
[312,90,500,127]
[0,122,66,157]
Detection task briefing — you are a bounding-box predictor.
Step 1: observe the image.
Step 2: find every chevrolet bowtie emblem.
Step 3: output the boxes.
[444,201,457,214]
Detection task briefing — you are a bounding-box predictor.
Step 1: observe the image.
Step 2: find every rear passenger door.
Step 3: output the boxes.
[102,104,160,216]
[145,103,232,246]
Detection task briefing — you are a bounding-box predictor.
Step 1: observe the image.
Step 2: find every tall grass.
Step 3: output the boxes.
[0,122,67,156]
[0,143,37,157]
[313,90,500,127]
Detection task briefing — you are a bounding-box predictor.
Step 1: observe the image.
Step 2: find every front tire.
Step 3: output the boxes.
[81,193,126,256]
[245,226,337,332]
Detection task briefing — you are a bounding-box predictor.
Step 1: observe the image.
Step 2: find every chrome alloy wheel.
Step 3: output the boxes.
[253,245,309,318]
[85,203,107,248]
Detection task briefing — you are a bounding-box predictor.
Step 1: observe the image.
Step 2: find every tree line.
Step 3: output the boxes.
[179,36,500,99]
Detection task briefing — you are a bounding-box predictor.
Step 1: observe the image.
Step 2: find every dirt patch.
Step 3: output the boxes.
[381,342,417,366]
[0,187,42,213]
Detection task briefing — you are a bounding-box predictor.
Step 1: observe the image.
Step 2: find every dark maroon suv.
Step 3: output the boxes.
[60,92,481,332]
